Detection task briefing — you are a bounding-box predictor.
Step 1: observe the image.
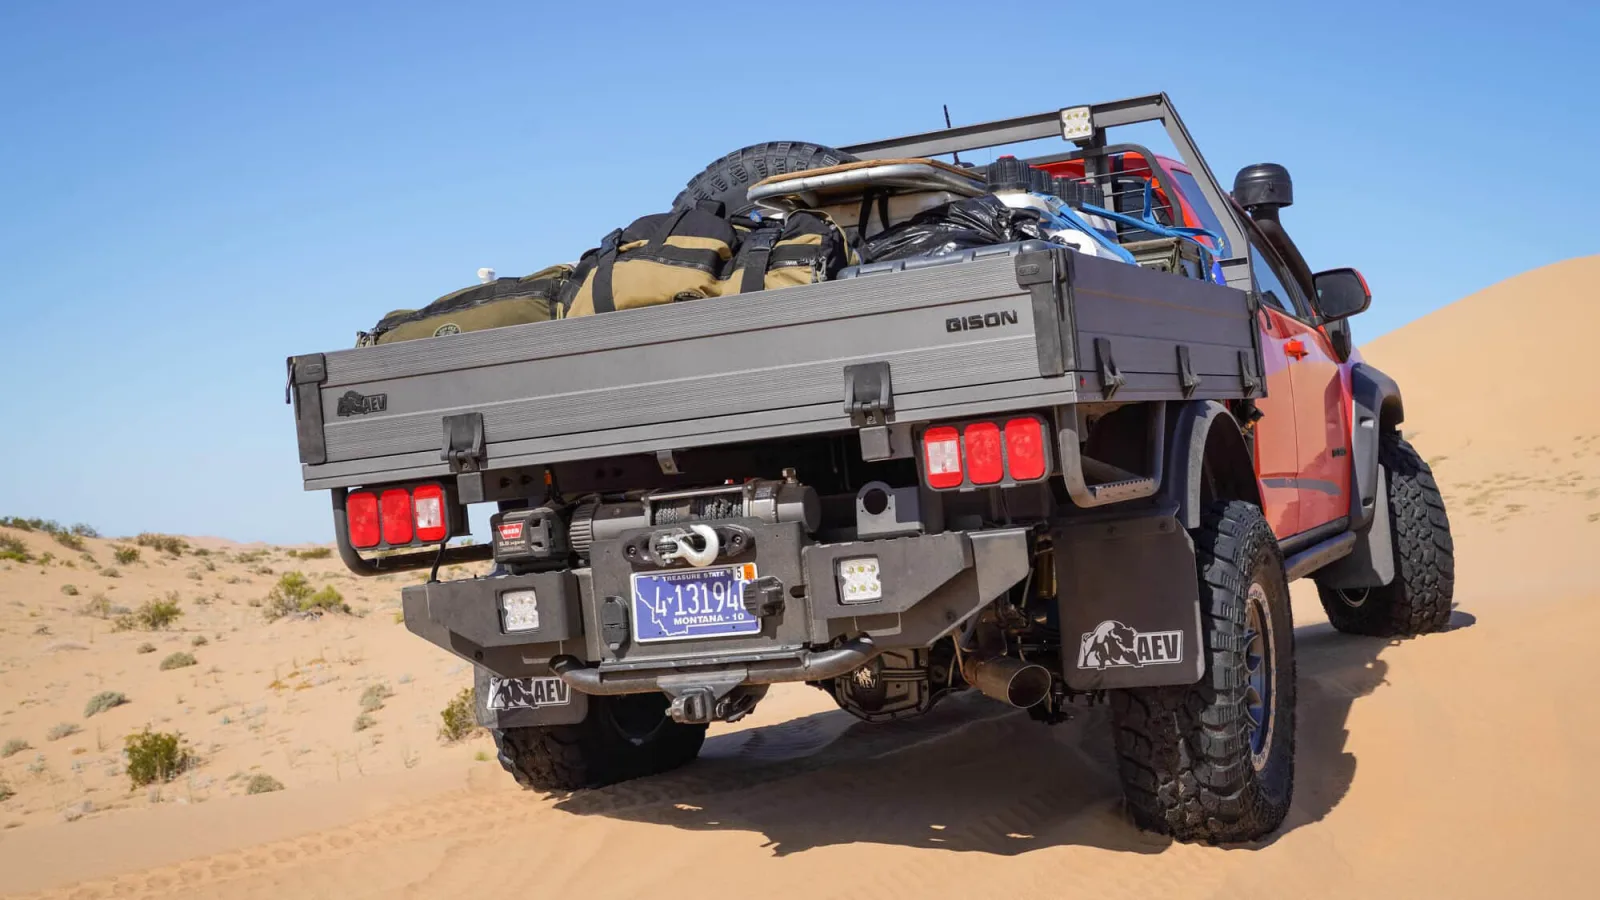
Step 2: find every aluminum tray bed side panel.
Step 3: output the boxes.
[1067,251,1259,399]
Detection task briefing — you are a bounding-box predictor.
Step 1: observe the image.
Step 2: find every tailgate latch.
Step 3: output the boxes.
[843,362,894,461]
[441,412,486,474]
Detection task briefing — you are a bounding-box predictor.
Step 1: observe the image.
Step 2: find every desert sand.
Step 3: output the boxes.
[1,256,1597,899]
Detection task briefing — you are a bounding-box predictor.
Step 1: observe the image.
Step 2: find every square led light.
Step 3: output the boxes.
[1059,106,1093,141]
[837,557,882,604]
[500,589,540,633]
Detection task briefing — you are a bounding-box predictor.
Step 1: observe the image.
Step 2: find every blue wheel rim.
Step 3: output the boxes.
[1244,582,1274,769]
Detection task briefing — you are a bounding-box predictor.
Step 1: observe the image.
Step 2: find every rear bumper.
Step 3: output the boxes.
[401,524,1030,694]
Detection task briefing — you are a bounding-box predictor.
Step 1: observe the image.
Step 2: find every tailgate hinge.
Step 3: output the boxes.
[1239,349,1260,397]
[1094,337,1124,399]
[286,353,328,466]
[441,412,486,474]
[1176,344,1201,398]
[843,362,894,461]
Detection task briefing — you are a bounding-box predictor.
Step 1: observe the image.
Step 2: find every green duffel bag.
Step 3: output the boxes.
[721,211,853,293]
[357,264,574,346]
[562,202,738,318]
[561,205,852,318]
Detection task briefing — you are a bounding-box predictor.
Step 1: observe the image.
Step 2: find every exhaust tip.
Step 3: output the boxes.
[972,657,1052,708]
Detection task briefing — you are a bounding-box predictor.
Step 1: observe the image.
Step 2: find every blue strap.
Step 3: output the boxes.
[1047,205,1138,264]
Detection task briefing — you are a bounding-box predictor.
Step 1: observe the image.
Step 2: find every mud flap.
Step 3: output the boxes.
[473,666,590,728]
[1054,511,1205,691]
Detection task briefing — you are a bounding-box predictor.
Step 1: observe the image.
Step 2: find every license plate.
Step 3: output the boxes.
[631,563,761,643]
[486,676,571,710]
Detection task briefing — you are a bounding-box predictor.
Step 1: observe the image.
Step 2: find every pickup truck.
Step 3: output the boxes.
[284,94,1455,843]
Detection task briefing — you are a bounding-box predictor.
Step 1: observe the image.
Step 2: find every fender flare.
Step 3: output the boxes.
[1348,364,1405,531]
[1163,400,1262,531]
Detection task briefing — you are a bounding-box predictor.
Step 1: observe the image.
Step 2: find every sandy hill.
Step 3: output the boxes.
[1360,254,1600,596]
[0,258,1597,898]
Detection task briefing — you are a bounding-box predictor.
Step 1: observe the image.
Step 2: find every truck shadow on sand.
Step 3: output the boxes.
[553,610,1475,856]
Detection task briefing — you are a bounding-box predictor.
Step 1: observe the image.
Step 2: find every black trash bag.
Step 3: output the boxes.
[860,194,1048,263]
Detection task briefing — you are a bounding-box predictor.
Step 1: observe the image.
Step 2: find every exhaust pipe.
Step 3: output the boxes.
[966,655,1051,708]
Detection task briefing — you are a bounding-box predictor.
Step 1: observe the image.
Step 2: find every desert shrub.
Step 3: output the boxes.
[245,774,283,794]
[191,635,208,647]
[80,593,112,618]
[33,624,50,636]
[136,643,156,654]
[438,687,477,743]
[112,546,140,565]
[84,691,128,718]
[192,548,210,557]
[60,584,79,596]
[39,552,55,565]
[0,516,35,531]
[287,547,332,560]
[123,729,190,787]
[114,594,182,631]
[135,533,187,556]
[0,781,12,802]
[235,549,267,564]
[46,722,81,741]
[52,531,86,552]
[70,523,99,538]
[264,573,349,620]
[0,534,29,563]
[186,569,203,581]
[0,739,29,759]
[359,683,392,712]
[159,652,197,671]
[353,713,376,732]
[101,566,121,578]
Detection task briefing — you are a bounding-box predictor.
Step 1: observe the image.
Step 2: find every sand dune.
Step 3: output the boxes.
[2,257,1598,898]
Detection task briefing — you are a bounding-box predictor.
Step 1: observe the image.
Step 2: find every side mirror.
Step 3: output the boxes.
[1313,267,1371,320]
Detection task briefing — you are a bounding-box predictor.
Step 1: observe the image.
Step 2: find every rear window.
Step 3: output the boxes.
[1170,170,1233,258]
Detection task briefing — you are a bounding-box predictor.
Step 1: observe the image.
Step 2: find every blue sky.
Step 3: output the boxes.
[2,0,1597,543]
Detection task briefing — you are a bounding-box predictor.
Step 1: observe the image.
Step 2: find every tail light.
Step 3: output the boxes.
[917,414,1053,491]
[380,489,413,544]
[347,491,380,548]
[922,426,964,489]
[345,482,456,550]
[413,484,447,542]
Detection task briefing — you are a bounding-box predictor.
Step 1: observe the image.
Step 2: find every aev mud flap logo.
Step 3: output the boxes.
[1076,619,1184,669]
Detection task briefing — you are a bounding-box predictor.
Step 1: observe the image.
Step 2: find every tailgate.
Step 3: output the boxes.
[289,246,1260,491]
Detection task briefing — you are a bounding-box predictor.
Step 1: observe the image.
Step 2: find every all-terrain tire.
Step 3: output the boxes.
[492,693,707,792]
[1316,432,1455,636]
[1111,500,1297,843]
[672,141,857,219]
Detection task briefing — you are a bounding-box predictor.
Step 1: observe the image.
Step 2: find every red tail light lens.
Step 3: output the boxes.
[380,489,413,545]
[347,491,380,548]
[1004,417,1047,481]
[922,425,964,489]
[413,484,447,542]
[964,422,1003,484]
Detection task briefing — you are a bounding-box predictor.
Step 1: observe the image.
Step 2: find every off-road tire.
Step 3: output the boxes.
[1317,432,1455,636]
[1111,500,1297,843]
[492,693,707,792]
[673,141,857,219]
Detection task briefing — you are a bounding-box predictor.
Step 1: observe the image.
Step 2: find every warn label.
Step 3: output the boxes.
[486,676,570,710]
[945,309,1019,332]
[1076,620,1184,670]
[497,521,524,542]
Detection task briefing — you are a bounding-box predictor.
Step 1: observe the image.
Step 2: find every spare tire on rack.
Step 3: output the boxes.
[673,141,858,219]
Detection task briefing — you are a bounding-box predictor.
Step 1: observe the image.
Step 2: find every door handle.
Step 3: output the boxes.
[1284,339,1309,360]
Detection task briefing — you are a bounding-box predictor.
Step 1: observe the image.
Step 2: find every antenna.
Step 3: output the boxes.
[943,105,962,166]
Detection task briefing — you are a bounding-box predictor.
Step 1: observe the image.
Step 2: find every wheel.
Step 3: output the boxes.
[492,693,706,791]
[672,141,857,219]
[1317,432,1455,636]
[1111,499,1296,843]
